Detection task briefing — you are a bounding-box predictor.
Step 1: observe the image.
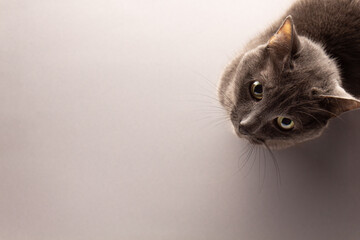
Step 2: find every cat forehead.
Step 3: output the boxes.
[239,45,268,68]
[234,38,340,100]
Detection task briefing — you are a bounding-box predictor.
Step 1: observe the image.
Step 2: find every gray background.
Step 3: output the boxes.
[1,0,360,239]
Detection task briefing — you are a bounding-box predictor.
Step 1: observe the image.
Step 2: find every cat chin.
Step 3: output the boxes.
[233,127,301,149]
[237,135,314,150]
[231,121,329,150]
[264,128,327,150]
[262,139,298,150]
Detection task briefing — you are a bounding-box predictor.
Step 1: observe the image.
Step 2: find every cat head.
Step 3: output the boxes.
[218,16,360,149]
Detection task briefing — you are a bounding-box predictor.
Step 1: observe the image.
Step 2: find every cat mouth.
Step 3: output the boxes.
[233,126,265,145]
[248,138,264,145]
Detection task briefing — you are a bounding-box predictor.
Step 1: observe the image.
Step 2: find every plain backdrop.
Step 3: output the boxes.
[1,0,360,239]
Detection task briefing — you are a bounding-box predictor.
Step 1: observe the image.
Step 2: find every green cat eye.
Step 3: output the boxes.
[250,81,263,100]
[277,116,295,130]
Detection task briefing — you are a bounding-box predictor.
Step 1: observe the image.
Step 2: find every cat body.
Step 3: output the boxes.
[218,0,360,149]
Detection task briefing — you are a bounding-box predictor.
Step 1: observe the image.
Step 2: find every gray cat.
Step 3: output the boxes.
[218,0,360,149]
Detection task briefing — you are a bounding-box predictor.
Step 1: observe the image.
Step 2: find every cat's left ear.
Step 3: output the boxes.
[317,86,360,116]
[267,15,300,63]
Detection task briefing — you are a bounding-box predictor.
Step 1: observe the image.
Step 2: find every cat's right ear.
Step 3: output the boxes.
[267,15,300,64]
[316,86,360,116]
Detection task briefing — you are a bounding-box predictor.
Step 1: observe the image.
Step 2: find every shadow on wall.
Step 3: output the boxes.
[266,110,360,237]
[279,110,360,176]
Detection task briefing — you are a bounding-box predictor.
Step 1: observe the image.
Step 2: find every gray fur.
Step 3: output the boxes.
[218,0,360,149]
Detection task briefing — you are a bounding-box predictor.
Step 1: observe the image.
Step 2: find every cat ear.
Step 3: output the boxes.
[317,86,360,116]
[267,15,300,62]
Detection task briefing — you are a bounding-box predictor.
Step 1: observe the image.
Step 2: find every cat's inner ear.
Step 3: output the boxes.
[317,86,360,116]
[267,15,300,62]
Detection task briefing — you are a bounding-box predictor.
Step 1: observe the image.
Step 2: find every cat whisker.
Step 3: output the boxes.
[243,145,259,180]
[195,115,231,127]
[196,95,233,111]
[212,118,232,128]
[190,69,236,109]
[196,109,229,116]
[260,146,267,192]
[196,93,222,103]
[238,143,255,174]
[193,115,230,124]
[289,100,319,109]
[258,145,261,187]
[264,142,282,186]
[296,110,322,126]
[306,106,343,121]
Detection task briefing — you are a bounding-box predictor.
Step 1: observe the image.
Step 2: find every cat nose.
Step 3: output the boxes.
[239,118,259,135]
[238,125,250,135]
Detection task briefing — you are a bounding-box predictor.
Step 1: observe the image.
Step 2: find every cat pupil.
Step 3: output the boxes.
[254,85,262,94]
[282,118,291,125]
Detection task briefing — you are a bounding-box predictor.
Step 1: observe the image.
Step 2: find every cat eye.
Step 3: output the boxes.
[250,81,263,100]
[277,116,294,130]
